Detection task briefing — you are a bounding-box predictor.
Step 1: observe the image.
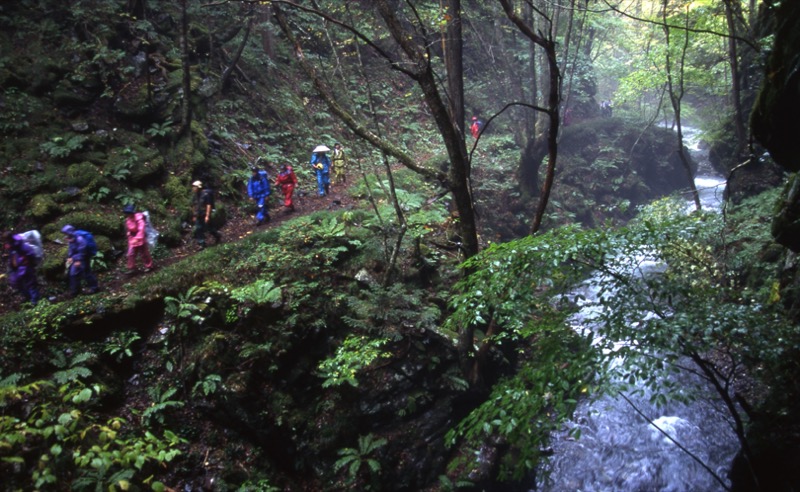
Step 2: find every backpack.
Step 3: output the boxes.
[20,230,44,266]
[74,230,98,257]
[201,188,215,208]
[142,211,159,249]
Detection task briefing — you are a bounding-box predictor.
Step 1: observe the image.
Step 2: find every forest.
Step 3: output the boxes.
[1,0,799,490]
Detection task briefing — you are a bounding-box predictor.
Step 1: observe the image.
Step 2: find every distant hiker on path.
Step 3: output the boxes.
[192,180,221,248]
[276,163,298,212]
[470,116,481,139]
[124,204,154,274]
[310,145,331,196]
[331,143,348,189]
[2,231,40,305]
[247,164,271,225]
[61,224,99,297]
[600,100,613,117]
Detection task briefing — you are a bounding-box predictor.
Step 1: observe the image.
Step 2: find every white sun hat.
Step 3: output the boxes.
[313,145,330,153]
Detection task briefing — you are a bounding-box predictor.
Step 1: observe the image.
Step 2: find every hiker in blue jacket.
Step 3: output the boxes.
[62,225,99,297]
[2,231,40,305]
[310,145,331,196]
[247,165,271,225]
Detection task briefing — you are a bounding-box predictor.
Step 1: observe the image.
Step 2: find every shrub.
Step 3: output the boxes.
[317,335,390,388]
[0,378,184,491]
[40,135,87,159]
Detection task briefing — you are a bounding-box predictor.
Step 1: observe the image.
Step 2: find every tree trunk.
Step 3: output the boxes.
[220,10,254,94]
[258,3,275,62]
[179,0,192,135]
[530,42,561,234]
[662,1,701,210]
[497,0,562,234]
[445,0,465,136]
[723,0,747,159]
[525,1,538,140]
[373,0,478,259]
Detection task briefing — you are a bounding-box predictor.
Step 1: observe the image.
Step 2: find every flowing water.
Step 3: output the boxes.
[535,129,738,491]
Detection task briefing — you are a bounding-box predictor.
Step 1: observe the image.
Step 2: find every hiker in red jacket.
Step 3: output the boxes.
[470,116,481,139]
[276,163,298,212]
[123,204,153,274]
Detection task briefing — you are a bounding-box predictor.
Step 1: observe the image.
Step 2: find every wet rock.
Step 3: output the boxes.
[71,121,90,132]
[132,51,148,77]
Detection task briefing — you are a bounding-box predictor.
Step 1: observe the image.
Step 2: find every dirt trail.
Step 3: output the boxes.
[0,185,356,316]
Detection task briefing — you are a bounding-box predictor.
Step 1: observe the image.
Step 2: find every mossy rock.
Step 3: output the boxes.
[172,135,197,170]
[164,174,190,208]
[66,161,102,188]
[41,252,68,281]
[20,59,65,94]
[173,140,211,175]
[105,144,162,184]
[209,204,228,231]
[113,81,162,120]
[50,211,125,240]
[166,69,185,93]
[772,173,800,252]
[52,79,99,108]
[30,194,60,221]
[79,151,109,166]
[190,120,209,154]
[157,215,185,247]
[130,154,165,185]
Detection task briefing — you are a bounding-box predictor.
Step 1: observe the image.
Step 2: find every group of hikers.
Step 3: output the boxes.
[247,142,349,223]
[2,143,351,307]
[2,204,156,306]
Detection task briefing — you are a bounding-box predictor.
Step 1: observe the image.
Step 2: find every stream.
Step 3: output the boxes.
[535,129,739,491]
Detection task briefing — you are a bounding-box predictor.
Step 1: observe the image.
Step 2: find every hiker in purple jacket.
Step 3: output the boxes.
[62,225,99,297]
[2,231,41,305]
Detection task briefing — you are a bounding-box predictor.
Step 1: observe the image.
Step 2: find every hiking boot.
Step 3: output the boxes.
[212,232,222,244]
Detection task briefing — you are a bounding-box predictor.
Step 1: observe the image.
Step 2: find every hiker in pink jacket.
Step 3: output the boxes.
[123,204,153,274]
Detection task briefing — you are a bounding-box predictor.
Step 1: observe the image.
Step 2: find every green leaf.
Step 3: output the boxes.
[72,388,93,404]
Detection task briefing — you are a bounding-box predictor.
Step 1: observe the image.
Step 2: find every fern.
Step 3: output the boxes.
[141,386,185,426]
[231,279,282,305]
[0,372,24,388]
[334,434,387,483]
[52,367,93,385]
[191,374,222,397]
[49,348,95,384]
[146,120,173,137]
[239,341,274,360]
